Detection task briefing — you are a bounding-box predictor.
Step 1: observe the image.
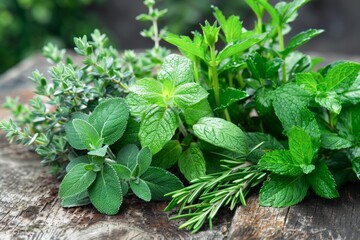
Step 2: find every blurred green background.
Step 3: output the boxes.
[1,0,359,74]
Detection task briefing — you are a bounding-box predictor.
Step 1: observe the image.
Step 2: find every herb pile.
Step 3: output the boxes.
[1,0,360,233]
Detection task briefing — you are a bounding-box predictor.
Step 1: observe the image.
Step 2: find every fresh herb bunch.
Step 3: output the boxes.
[1,0,360,234]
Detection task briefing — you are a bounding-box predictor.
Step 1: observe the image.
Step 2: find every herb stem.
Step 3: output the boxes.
[210,45,220,107]
[178,116,188,137]
[193,59,200,83]
[107,147,116,160]
[277,26,287,83]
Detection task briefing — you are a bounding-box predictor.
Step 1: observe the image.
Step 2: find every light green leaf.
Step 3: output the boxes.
[59,163,96,198]
[88,164,122,215]
[282,29,323,56]
[141,167,183,201]
[164,34,206,61]
[183,99,213,126]
[116,144,139,170]
[307,160,339,199]
[152,140,182,169]
[89,98,129,145]
[130,179,151,202]
[129,78,165,106]
[296,72,319,93]
[288,127,313,165]
[61,191,90,208]
[217,35,265,62]
[158,54,195,86]
[72,119,102,150]
[258,150,313,176]
[88,145,108,157]
[260,174,309,207]
[139,105,178,154]
[322,62,360,92]
[126,93,151,118]
[65,113,90,150]
[315,92,342,114]
[111,164,132,181]
[66,155,90,172]
[137,147,152,175]
[212,6,242,43]
[193,117,247,155]
[178,143,206,181]
[173,83,208,108]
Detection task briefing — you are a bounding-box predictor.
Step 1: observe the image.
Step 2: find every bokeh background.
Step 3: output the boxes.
[1,0,359,74]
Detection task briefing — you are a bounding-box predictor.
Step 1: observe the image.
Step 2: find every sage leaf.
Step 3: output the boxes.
[65,112,90,150]
[193,117,247,155]
[88,164,122,215]
[137,147,152,175]
[116,144,139,170]
[130,179,151,201]
[59,163,96,198]
[66,155,90,172]
[61,191,90,208]
[111,164,132,181]
[72,119,102,150]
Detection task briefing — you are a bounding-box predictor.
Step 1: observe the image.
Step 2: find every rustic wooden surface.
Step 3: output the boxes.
[1,54,360,239]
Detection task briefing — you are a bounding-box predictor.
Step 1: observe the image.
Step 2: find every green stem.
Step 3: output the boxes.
[178,116,188,137]
[210,45,220,107]
[256,15,263,34]
[278,26,287,83]
[193,59,200,83]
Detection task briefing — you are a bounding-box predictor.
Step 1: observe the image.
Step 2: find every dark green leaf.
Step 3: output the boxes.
[152,140,182,169]
[212,88,248,111]
[88,164,122,215]
[137,147,152,175]
[65,113,90,150]
[139,105,178,154]
[59,163,97,198]
[337,106,360,142]
[178,143,206,181]
[116,144,139,170]
[321,132,353,150]
[61,191,90,208]
[126,93,151,118]
[352,158,360,180]
[183,99,213,126]
[193,117,248,155]
[260,174,309,207]
[296,72,319,93]
[307,160,339,199]
[130,179,151,201]
[141,167,184,201]
[112,164,132,180]
[315,92,342,114]
[288,127,313,165]
[321,62,360,92]
[66,156,90,172]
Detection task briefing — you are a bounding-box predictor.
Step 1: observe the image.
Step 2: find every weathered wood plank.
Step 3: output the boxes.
[0,136,229,239]
[228,183,360,239]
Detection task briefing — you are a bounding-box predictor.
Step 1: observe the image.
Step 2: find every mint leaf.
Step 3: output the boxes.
[152,140,182,169]
[315,92,342,114]
[212,6,242,43]
[130,179,151,201]
[282,29,323,56]
[307,160,339,199]
[72,119,102,150]
[137,147,152,175]
[65,113,90,150]
[126,93,151,118]
[129,78,165,106]
[141,167,183,201]
[337,106,360,142]
[66,155,90,172]
[164,34,206,61]
[173,83,208,108]
[111,164,132,181]
[193,117,247,155]
[183,99,213,126]
[258,150,313,176]
[288,127,313,165]
[260,174,309,207]
[321,62,360,92]
[139,105,178,154]
[59,163,96,198]
[89,98,129,145]
[116,118,140,146]
[88,164,122,215]
[158,54,194,86]
[296,72,319,93]
[352,158,360,180]
[321,132,353,150]
[217,35,265,62]
[211,88,248,111]
[178,143,206,181]
[116,144,139,170]
[61,191,90,208]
